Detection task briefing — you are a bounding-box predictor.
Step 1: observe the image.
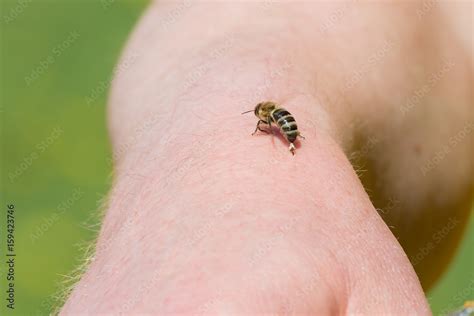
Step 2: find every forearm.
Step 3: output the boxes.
[63,104,427,314]
[61,2,433,314]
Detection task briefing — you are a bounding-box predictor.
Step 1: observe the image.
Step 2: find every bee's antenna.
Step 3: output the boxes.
[241,110,254,115]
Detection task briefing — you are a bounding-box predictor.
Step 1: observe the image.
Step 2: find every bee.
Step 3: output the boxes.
[448,301,474,316]
[242,101,305,155]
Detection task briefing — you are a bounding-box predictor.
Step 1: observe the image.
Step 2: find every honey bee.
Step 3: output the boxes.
[448,301,474,316]
[242,101,305,155]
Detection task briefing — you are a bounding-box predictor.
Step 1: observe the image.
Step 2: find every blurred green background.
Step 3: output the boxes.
[0,0,472,315]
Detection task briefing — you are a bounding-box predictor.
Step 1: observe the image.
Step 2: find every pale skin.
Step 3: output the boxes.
[61,1,472,315]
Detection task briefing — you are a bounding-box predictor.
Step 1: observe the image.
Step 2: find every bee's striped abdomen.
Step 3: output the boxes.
[271,108,298,143]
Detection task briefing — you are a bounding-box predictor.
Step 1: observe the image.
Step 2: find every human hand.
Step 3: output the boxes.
[61,2,472,314]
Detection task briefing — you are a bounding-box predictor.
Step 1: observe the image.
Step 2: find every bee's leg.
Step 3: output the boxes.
[267,119,275,134]
[298,132,306,140]
[252,120,269,135]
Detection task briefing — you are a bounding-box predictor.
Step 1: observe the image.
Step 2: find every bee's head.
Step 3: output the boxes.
[254,103,262,117]
[242,101,276,120]
[255,102,276,120]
